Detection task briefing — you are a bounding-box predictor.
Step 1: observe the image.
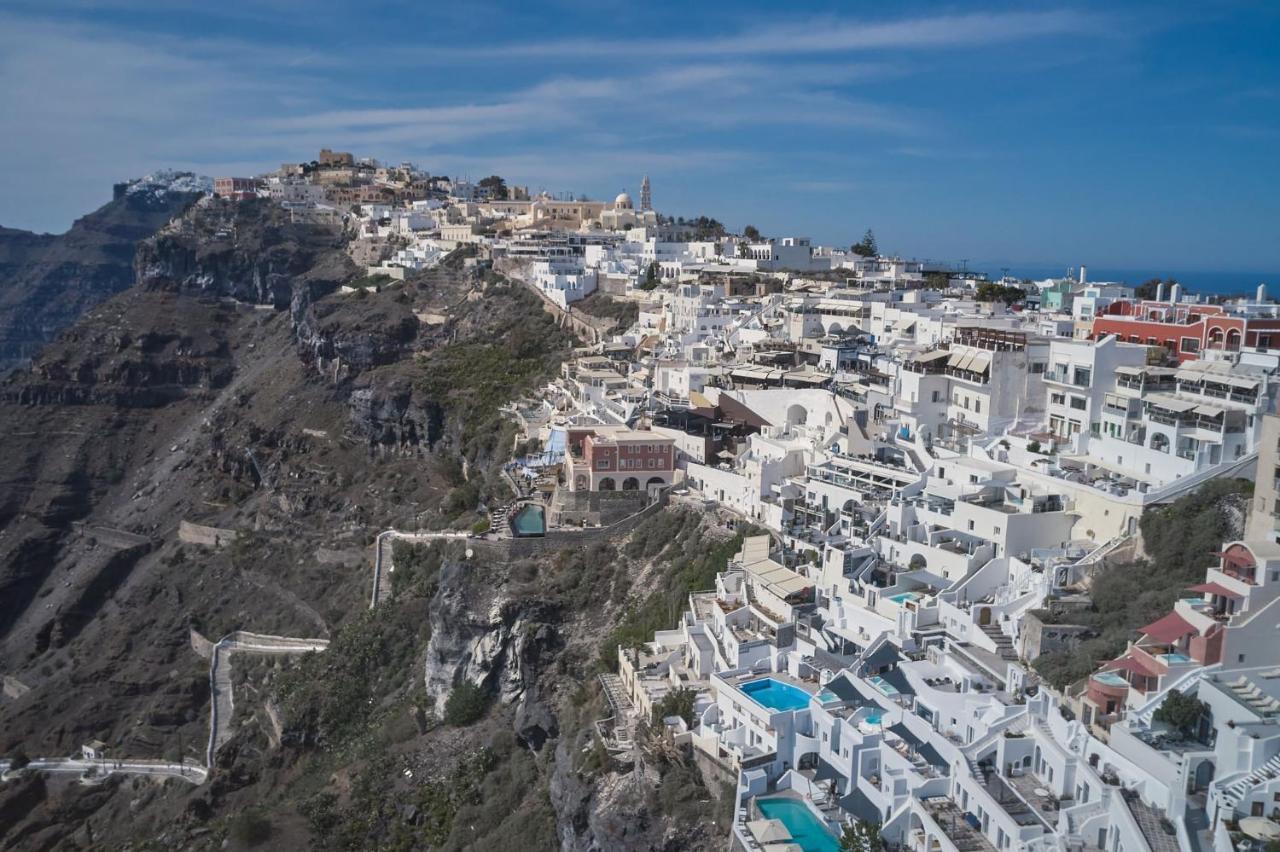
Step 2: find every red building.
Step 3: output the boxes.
[565,427,674,492]
[1090,299,1280,362]
[213,177,260,201]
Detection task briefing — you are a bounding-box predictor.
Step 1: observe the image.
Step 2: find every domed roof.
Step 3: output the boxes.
[614,191,633,209]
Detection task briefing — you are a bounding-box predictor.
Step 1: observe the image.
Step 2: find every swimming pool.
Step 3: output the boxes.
[756,797,840,852]
[869,675,900,696]
[888,592,919,604]
[511,504,545,536]
[1160,653,1193,664]
[740,678,812,712]
[1093,671,1129,687]
[865,712,883,726]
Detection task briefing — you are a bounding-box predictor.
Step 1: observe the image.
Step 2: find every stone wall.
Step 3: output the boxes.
[179,519,237,548]
[474,490,670,561]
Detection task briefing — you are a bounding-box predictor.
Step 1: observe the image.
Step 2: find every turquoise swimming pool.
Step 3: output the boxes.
[756,797,840,852]
[740,678,812,712]
[511,504,545,536]
[1160,653,1192,664]
[1093,671,1128,687]
[889,592,919,603]
[865,712,883,726]
[869,675,899,696]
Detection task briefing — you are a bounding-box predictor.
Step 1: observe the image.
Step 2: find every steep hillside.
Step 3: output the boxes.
[0,175,206,373]
[0,196,731,850]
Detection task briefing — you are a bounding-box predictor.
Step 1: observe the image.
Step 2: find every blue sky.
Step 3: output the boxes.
[2,1,1277,272]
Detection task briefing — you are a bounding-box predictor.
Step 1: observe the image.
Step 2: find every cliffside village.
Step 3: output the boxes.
[213,151,1280,852]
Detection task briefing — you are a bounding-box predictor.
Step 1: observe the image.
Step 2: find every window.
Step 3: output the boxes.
[1181,337,1200,354]
[1070,396,1087,410]
[1051,392,1066,405]
[596,459,610,469]
[974,399,982,414]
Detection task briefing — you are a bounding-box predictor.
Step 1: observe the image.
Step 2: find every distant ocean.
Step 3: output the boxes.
[978,264,1278,298]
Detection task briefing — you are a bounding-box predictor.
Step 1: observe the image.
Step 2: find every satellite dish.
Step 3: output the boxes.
[465,548,474,560]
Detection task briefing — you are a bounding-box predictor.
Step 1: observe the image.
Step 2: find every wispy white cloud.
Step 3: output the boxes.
[420,9,1107,60]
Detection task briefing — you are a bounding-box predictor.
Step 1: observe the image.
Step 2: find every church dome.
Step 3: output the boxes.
[614,191,633,209]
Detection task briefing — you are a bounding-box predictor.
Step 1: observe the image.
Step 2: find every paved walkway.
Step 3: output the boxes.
[0,757,207,785]
[5,630,327,787]
[207,632,329,763]
[370,529,470,608]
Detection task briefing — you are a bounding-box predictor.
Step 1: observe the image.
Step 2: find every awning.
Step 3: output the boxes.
[1105,656,1160,679]
[1139,611,1197,644]
[968,351,993,374]
[1148,396,1197,413]
[1115,366,1145,377]
[1228,375,1262,390]
[947,350,967,368]
[911,350,950,365]
[1187,582,1242,599]
[1194,404,1225,418]
[955,350,979,372]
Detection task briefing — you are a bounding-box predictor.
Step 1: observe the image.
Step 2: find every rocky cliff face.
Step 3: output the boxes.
[0,178,205,373]
[0,194,729,851]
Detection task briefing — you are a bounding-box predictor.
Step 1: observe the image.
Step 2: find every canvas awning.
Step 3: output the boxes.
[1139,612,1197,644]
[1147,395,1197,413]
[1105,656,1160,679]
[1194,404,1225,418]
[968,351,993,374]
[911,350,950,365]
[1187,582,1242,599]
[746,558,813,598]
[1228,375,1262,390]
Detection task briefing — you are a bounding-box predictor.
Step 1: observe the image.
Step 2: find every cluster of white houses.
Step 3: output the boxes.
[213,152,1280,852]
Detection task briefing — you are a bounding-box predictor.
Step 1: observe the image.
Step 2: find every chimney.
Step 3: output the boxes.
[1258,283,1269,304]
[1170,284,1182,304]
[1155,282,1166,302]
[1079,266,1087,285]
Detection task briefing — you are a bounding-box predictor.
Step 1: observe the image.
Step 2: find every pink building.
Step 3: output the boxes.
[565,427,674,492]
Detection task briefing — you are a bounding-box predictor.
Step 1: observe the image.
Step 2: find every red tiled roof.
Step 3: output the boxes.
[1105,656,1160,679]
[1187,582,1242,599]
[1139,611,1197,644]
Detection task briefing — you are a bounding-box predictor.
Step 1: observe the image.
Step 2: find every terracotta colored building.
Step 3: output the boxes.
[1090,299,1280,362]
[565,427,675,492]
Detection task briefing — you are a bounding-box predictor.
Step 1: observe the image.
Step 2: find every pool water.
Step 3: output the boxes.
[889,592,918,603]
[511,504,545,536]
[869,675,900,696]
[740,678,812,712]
[756,797,840,852]
[1160,653,1193,664]
[1093,671,1129,687]
[865,712,883,726]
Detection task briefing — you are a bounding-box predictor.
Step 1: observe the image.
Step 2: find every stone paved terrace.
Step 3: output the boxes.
[920,797,998,852]
[1121,789,1181,852]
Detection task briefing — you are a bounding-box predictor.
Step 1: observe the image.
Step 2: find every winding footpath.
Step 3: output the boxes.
[2,631,327,787]
[370,529,470,608]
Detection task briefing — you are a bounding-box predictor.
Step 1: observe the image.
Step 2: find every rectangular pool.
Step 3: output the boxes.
[889,592,919,604]
[869,675,900,696]
[756,797,840,852]
[511,504,545,536]
[740,678,813,712]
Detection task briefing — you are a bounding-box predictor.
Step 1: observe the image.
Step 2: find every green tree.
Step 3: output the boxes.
[975,282,1027,305]
[478,175,508,200]
[1153,691,1209,740]
[743,224,761,241]
[641,260,660,290]
[851,229,878,258]
[737,241,752,259]
[923,271,950,290]
[444,681,490,726]
[651,687,698,727]
[841,819,885,852]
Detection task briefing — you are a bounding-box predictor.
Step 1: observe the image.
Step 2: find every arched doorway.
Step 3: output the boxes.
[622,477,639,491]
[978,607,992,626]
[646,476,665,488]
[574,474,588,490]
[599,477,616,491]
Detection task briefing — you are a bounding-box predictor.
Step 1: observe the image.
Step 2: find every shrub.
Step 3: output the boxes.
[471,517,491,535]
[444,681,489,726]
[228,810,273,847]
